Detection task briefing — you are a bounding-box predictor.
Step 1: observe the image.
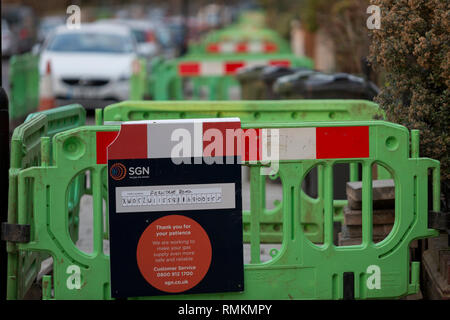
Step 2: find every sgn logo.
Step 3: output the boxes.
[110,163,127,181]
[129,166,150,177]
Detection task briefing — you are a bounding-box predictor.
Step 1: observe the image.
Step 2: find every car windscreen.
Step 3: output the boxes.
[47,32,135,53]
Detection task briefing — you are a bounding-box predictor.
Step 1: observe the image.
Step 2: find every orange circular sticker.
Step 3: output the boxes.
[136,215,212,293]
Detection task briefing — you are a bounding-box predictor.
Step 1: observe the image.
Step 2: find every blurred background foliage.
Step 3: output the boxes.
[368,0,449,207]
[258,0,371,75]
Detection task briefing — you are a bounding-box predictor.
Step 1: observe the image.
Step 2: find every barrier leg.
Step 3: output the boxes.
[208,78,219,100]
[172,77,184,100]
[217,77,230,100]
[350,163,359,181]
[249,166,263,264]
[323,165,334,246]
[154,71,171,100]
[192,78,202,99]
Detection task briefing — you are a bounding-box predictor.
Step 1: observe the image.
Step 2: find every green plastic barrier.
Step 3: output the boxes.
[103,100,383,123]
[151,54,314,100]
[6,104,86,300]
[25,104,86,137]
[9,118,440,299]
[129,59,147,100]
[186,11,279,56]
[101,100,385,243]
[190,27,292,56]
[202,26,283,44]
[9,53,40,121]
[237,10,267,28]
[146,57,166,99]
[26,104,88,243]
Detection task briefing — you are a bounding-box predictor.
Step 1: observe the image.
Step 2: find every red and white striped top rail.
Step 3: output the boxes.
[206,41,279,54]
[97,121,370,164]
[177,60,291,77]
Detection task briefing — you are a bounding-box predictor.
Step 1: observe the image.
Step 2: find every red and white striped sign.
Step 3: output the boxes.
[178,60,291,77]
[206,41,278,54]
[107,119,242,161]
[258,126,370,161]
[98,123,369,164]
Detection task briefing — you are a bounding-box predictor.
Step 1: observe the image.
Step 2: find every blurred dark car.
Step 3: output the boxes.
[2,5,37,54]
[2,19,15,58]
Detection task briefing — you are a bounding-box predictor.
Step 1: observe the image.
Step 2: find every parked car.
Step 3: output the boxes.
[39,23,139,107]
[96,19,161,59]
[2,5,37,54]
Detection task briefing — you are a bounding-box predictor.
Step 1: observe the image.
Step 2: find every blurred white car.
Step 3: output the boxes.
[39,23,139,106]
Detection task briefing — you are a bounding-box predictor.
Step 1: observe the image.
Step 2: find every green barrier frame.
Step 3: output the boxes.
[237,10,266,28]
[9,117,440,299]
[129,59,148,100]
[102,100,385,243]
[9,53,40,121]
[186,11,278,56]
[201,27,284,44]
[145,57,166,99]
[25,104,88,242]
[6,104,86,299]
[150,54,314,101]
[103,100,384,123]
[190,27,292,56]
[25,104,86,136]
